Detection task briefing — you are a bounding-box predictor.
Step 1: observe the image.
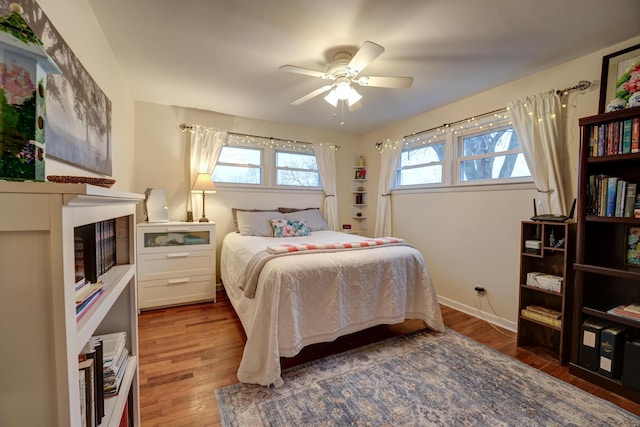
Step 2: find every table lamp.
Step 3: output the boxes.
[191,173,216,222]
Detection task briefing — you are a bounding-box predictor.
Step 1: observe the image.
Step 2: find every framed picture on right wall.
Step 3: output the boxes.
[599,43,640,113]
[625,226,640,266]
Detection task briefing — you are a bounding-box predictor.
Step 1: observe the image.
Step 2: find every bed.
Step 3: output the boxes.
[220,209,444,387]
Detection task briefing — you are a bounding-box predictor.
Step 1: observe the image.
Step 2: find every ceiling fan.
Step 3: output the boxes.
[280,41,413,111]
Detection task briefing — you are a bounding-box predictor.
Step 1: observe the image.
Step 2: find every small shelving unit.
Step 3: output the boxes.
[517,220,575,363]
[352,164,368,231]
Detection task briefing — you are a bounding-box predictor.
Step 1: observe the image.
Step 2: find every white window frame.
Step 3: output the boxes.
[396,138,447,188]
[393,115,531,191]
[274,149,321,189]
[455,124,530,186]
[212,145,264,186]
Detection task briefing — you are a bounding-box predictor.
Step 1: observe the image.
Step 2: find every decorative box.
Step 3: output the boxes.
[0,5,60,181]
[526,272,563,292]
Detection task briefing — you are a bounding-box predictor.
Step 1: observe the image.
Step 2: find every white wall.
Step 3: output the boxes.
[133,101,362,276]
[360,35,640,329]
[36,0,135,190]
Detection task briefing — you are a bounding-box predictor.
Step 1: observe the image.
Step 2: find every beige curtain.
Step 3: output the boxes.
[313,143,338,230]
[189,126,227,217]
[374,138,402,237]
[509,91,567,215]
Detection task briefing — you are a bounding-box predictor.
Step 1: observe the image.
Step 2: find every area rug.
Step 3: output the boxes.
[215,329,640,426]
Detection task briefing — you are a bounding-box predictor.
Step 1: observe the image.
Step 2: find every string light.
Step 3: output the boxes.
[180,124,339,151]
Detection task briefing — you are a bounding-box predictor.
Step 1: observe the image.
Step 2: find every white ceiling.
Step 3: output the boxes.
[88,0,640,134]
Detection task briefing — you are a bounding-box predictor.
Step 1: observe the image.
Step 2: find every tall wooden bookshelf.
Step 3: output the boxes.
[570,106,640,403]
[0,182,144,426]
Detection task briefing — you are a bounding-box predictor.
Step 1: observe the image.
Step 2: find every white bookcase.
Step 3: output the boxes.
[0,182,143,427]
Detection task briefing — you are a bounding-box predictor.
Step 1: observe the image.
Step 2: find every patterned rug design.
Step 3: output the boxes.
[215,329,640,426]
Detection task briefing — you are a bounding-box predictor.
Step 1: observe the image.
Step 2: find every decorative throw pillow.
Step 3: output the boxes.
[270,218,310,237]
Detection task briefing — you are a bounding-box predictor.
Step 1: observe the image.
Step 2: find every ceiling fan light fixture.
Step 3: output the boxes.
[346,87,362,106]
[324,89,339,107]
[335,80,352,100]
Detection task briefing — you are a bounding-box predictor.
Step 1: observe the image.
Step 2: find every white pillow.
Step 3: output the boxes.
[284,208,329,231]
[236,210,285,236]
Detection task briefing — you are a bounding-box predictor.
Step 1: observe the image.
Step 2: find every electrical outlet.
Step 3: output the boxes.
[474,285,486,296]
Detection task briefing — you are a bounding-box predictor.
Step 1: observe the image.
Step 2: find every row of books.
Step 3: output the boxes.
[607,303,640,322]
[76,280,105,321]
[521,305,562,328]
[588,117,640,158]
[78,332,129,427]
[579,317,639,385]
[75,219,119,284]
[586,175,640,217]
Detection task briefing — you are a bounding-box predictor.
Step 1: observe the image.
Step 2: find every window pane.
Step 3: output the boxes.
[276,151,318,169]
[277,170,320,186]
[461,128,519,156]
[275,150,320,187]
[398,165,443,185]
[401,144,444,166]
[460,153,529,181]
[212,165,261,184]
[217,146,261,165]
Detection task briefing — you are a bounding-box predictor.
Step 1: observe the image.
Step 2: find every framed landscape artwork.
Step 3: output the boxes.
[598,43,640,114]
[0,0,112,175]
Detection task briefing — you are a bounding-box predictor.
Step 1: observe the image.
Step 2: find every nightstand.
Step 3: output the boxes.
[136,221,216,309]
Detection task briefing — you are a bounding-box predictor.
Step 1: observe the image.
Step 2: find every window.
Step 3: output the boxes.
[275,150,320,188]
[212,146,262,185]
[394,114,531,189]
[457,126,530,183]
[396,141,445,186]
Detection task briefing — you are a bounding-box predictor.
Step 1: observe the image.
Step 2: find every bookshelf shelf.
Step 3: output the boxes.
[570,106,640,404]
[0,182,143,426]
[517,220,575,363]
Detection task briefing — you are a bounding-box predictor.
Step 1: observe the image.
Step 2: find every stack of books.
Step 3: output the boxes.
[587,175,638,218]
[76,280,104,321]
[97,332,129,398]
[607,303,640,321]
[521,305,562,328]
[78,337,105,426]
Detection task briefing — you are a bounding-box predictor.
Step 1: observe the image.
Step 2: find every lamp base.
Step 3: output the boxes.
[198,217,209,223]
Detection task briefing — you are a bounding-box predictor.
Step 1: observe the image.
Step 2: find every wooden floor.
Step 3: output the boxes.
[138,293,640,426]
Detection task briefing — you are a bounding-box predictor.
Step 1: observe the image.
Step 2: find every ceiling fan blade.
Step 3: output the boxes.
[291,84,334,105]
[348,100,362,112]
[356,75,414,89]
[279,65,328,79]
[348,41,385,76]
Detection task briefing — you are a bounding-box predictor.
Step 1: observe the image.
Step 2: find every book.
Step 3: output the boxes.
[622,119,632,154]
[624,302,640,315]
[615,179,626,217]
[607,305,640,321]
[632,117,640,153]
[606,177,618,216]
[525,305,561,320]
[76,281,105,307]
[598,324,629,378]
[76,289,103,321]
[79,358,96,427]
[625,184,637,218]
[521,309,561,328]
[81,337,105,425]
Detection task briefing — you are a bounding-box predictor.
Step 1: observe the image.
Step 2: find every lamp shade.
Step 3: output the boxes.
[191,173,216,192]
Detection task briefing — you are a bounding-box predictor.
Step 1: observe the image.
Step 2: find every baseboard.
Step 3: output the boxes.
[437,294,517,333]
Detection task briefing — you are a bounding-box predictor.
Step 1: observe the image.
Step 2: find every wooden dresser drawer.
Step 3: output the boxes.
[137,251,214,281]
[138,274,215,309]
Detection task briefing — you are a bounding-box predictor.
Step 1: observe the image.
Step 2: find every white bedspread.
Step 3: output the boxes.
[220,230,444,387]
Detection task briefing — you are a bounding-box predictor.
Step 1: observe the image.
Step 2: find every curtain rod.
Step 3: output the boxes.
[179,123,331,147]
[376,79,592,147]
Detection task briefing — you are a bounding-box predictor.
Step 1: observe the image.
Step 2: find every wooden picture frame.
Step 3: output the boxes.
[598,43,640,113]
[624,226,640,266]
